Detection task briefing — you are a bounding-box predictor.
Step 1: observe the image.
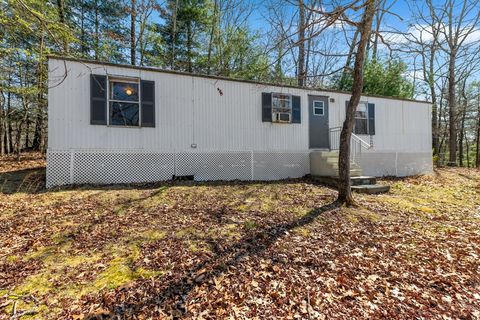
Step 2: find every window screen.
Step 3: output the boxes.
[271,93,292,123]
[354,102,368,135]
[109,80,140,126]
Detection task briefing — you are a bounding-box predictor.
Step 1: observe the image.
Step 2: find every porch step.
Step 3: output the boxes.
[329,169,363,177]
[351,176,377,186]
[311,175,376,187]
[311,176,390,194]
[351,184,390,194]
[310,151,363,177]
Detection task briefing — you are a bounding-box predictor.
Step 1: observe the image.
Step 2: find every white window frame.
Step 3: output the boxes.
[271,92,292,123]
[312,100,324,116]
[107,76,141,127]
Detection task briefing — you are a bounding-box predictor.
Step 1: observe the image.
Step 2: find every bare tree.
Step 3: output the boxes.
[337,0,376,205]
[426,0,480,165]
[476,90,480,167]
[297,0,306,86]
[370,0,396,60]
[395,11,445,158]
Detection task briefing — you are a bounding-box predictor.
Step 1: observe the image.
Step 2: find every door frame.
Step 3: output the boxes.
[308,95,330,149]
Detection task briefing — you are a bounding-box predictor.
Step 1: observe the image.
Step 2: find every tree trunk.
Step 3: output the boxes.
[438,88,446,164]
[80,0,86,55]
[458,81,467,166]
[371,0,388,60]
[447,52,457,165]
[186,21,193,73]
[476,98,480,168]
[94,0,99,60]
[8,120,12,154]
[274,38,284,82]
[32,28,46,153]
[431,95,439,158]
[297,0,306,87]
[130,0,136,65]
[206,0,218,75]
[476,120,480,168]
[339,29,359,90]
[427,45,439,158]
[465,136,470,167]
[25,117,31,150]
[6,73,12,154]
[459,109,465,166]
[0,90,4,155]
[15,113,27,161]
[56,0,68,52]
[337,0,375,205]
[171,0,179,69]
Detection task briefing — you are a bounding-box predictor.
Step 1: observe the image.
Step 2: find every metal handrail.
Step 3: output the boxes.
[328,127,373,161]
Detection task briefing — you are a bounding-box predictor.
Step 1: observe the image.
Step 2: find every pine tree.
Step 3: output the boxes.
[159,0,210,72]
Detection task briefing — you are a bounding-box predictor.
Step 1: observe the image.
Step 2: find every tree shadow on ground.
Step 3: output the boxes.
[101,200,341,319]
[457,172,480,181]
[0,167,46,194]
[0,165,315,195]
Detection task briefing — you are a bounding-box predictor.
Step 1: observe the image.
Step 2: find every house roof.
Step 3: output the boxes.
[48,55,432,105]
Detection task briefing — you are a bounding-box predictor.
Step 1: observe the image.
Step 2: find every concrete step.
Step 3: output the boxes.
[328,164,363,172]
[322,157,362,166]
[350,176,376,186]
[310,150,363,177]
[351,184,390,194]
[330,168,363,177]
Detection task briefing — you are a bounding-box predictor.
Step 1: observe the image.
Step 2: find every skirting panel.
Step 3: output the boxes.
[358,151,433,177]
[46,150,71,187]
[46,150,432,187]
[72,151,175,184]
[176,152,252,181]
[253,152,310,181]
[46,150,311,187]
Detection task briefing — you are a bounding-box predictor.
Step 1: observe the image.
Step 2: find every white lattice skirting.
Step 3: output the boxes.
[46,150,310,187]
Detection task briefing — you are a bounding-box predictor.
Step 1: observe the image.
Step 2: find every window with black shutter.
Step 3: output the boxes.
[346,100,375,135]
[109,78,140,126]
[90,74,155,128]
[262,92,301,123]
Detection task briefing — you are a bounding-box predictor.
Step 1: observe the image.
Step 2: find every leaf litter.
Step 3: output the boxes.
[0,155,479,319]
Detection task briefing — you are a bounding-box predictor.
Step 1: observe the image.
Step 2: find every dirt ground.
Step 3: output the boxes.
[1,153,479,319]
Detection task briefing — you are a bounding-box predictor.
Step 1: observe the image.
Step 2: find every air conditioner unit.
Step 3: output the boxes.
[273,112,291,123]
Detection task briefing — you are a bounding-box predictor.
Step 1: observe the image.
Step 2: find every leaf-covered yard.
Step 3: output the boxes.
[1,154,480,319]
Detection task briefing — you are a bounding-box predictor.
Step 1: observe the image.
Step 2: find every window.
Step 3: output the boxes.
[109,78,140,126]
[262,92,301,123]
[354,102,368,135]
[313,100,324,116]
[271,93,292,123]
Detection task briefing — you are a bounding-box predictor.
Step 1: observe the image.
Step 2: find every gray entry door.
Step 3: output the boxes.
[309,95,329,149]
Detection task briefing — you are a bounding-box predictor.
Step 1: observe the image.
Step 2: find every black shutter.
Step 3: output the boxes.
[90,74,107,125]
[368,103,375,135]
[292,95,301,123]
[262,92,272,122]
[141,80,155,127]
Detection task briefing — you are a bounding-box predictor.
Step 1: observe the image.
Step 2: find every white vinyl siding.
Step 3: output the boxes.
[48,58,432,154]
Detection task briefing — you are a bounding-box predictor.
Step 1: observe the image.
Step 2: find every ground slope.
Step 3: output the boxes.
[1,154,479,319]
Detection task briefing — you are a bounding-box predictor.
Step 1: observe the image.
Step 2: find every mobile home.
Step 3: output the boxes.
[46,57,432,187]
